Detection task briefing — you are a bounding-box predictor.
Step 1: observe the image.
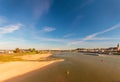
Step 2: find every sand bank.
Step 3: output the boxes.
[0,54,63,82]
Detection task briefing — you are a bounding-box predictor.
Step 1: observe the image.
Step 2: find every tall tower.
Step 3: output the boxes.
[117,43,120,51]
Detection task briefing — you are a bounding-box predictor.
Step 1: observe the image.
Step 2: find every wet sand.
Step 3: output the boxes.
[4,52,120,82]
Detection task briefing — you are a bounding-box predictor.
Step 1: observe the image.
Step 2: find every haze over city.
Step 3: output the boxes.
[0,0,120,49]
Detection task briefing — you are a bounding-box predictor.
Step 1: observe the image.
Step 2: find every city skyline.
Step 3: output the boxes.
[0,0,120,49]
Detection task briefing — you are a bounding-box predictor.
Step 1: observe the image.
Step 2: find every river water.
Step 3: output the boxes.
[5,52,120,82]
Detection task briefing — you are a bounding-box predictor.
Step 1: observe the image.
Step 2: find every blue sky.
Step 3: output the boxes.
[0,0,120,49]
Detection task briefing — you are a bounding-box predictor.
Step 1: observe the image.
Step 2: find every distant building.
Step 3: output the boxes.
[117,43,120,51]
[7,50,14,54]
[76,43,120,53]
[0,50,14,54]
[106,43,120,52]
[0,50,6,54]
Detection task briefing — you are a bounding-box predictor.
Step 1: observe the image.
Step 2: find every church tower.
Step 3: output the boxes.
[117,43,120,51]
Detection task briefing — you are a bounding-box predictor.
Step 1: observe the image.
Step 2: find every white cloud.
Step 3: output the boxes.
[83,23,120,40]
[80,0,94,9]
[0,16,6,24]
[40,37,64,42]
[68,23,120,45]
[34,37,66,42]
[74,0,94,11]
[89,37,120,40]
[72,15,83,27]
[40,26,56,32]
[33,0,53,20]
[0,23,23,34]
[64,33,75,38]
[71,41,116,48]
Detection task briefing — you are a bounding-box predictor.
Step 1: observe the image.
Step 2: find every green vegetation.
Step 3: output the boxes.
[0,54,23,62]
[0,48,52,62]
[0,52,40,62]
[14,48,21,53]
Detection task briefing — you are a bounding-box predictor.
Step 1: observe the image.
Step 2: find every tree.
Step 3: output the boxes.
[14,48,20,53]
[28,48,32,52]
[31,48,36,52]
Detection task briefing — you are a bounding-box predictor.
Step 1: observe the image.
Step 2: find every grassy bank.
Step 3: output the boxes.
[0,52,56,62]
[0,54,23,62]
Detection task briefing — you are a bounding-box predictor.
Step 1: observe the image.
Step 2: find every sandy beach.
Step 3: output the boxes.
[0,54,63,82]
[5,52,120,82]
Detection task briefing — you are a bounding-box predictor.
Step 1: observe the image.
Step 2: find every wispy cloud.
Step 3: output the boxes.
[74,0,94,12]
[89,37,120,40]
[40,26,56,32]
[80,0,94,9]
[72,15,83,27]
[64,33,75,38]
[33,0,53,20]
[69,23,120,45]
[83,23,120,41]
[69,41,116,48]
[0,23,23,34]
[0,16,7,24]
[34,36,66,42]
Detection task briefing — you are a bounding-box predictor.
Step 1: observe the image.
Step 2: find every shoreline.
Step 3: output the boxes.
[0,54,64,82]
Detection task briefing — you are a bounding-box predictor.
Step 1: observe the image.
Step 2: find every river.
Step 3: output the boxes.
[5,52,120,82]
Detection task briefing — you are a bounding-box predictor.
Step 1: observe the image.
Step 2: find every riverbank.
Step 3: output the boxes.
[5,52,120,82]
[0,54,64,82]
